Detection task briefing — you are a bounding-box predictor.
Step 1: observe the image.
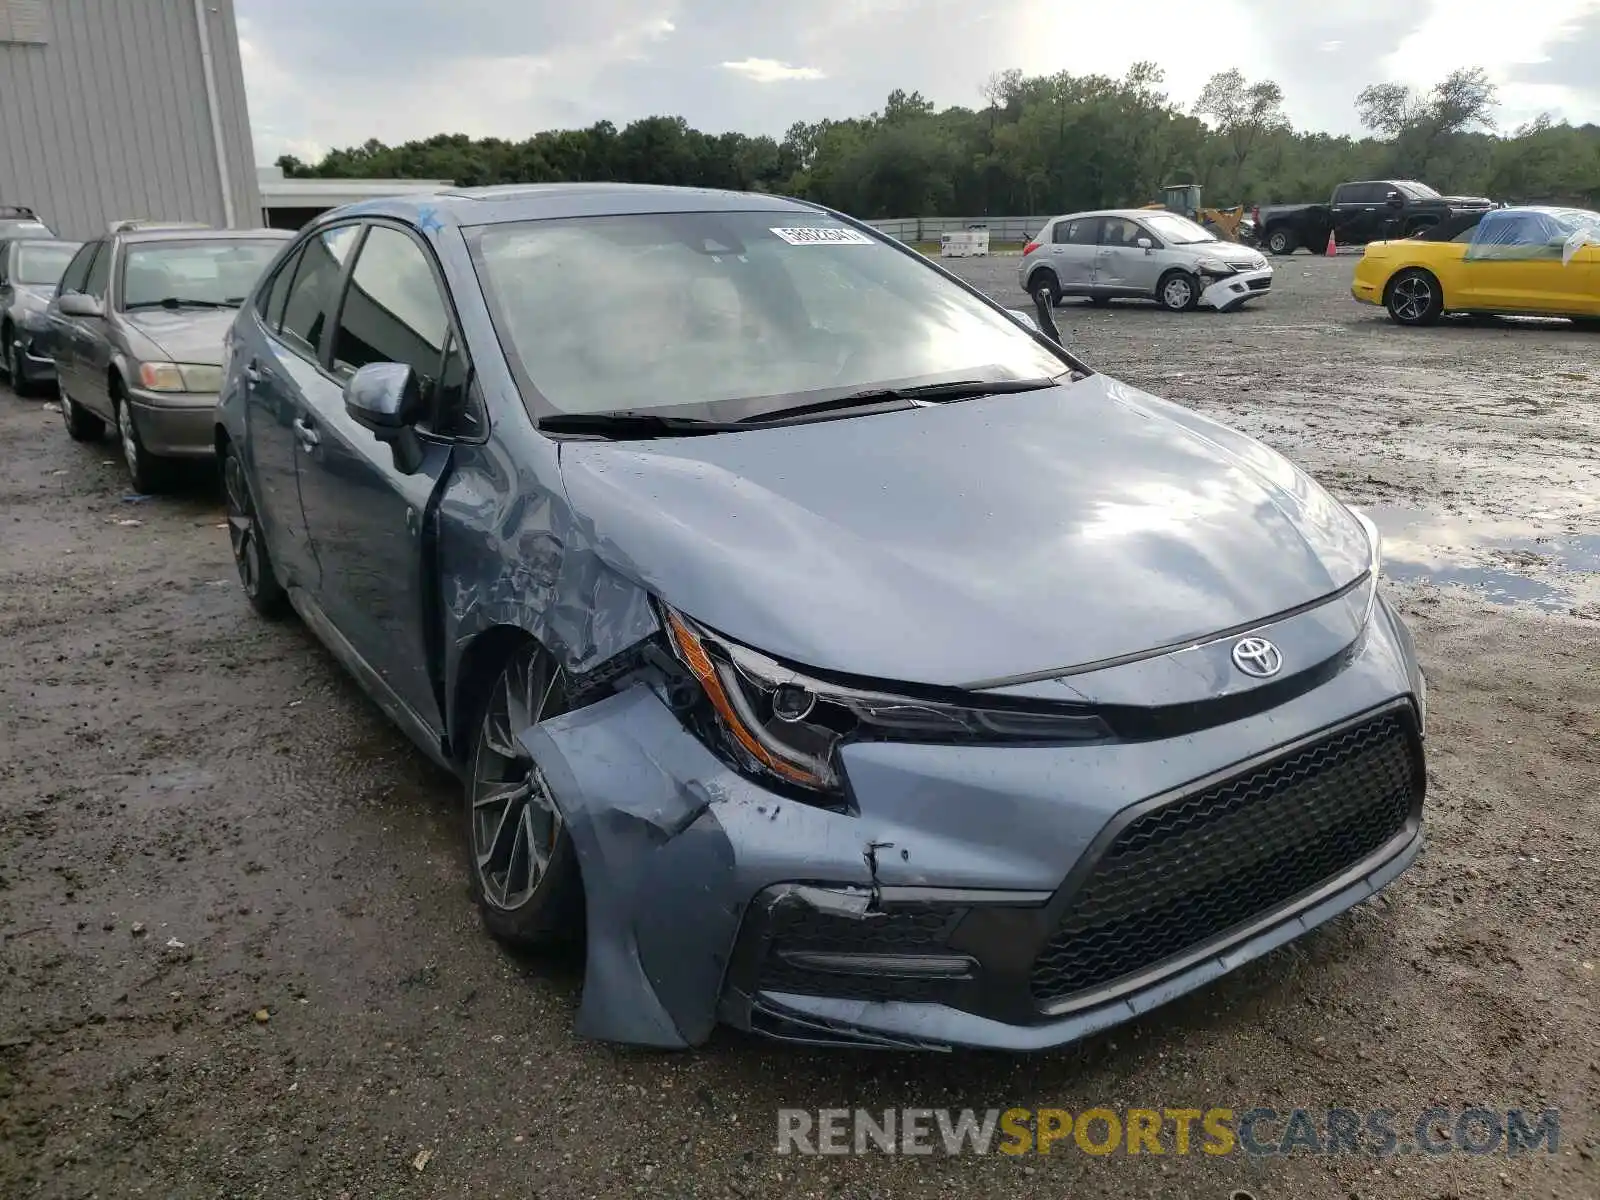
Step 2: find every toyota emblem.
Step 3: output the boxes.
[1231,636,1283,678]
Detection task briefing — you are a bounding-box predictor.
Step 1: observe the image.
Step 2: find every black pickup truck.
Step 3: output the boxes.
[1254,181,1495,255]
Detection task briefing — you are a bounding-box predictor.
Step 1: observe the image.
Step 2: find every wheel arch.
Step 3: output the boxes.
[1023,262,1060,293]
[449,622,543,768]
[1383,263,1445,306]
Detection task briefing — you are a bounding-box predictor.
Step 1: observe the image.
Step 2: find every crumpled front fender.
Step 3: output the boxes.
[519,685,872,1048]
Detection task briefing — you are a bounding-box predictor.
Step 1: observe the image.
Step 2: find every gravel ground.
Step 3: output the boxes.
[2,253,1597,1199]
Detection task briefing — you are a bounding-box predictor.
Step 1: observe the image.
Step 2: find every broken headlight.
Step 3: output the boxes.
[661,605,1110,795]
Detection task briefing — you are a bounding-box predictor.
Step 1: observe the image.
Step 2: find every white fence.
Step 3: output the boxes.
[865,215,1054,244]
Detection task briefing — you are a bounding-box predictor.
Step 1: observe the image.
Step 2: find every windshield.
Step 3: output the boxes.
[119,240,284,309]
[468,211,1073,421]
[1140,213,1216,245]
[1393,181,1441,199]
[15,241,79,285]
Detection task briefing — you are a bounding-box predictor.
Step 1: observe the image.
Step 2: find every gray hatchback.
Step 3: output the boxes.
[45,224,291,490]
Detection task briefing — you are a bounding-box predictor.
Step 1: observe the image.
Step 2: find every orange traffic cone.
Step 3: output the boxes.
[1326,229,1338,256]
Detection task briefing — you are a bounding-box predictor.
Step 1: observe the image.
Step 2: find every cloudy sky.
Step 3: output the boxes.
[237,0,1600,165]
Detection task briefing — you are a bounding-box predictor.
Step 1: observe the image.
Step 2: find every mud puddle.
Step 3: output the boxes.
[1365,505,1600,615]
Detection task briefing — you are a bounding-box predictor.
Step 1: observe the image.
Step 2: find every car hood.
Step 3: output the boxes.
[119,307,234,364]
[556,374,1371,687]
[1194,242,1267,266]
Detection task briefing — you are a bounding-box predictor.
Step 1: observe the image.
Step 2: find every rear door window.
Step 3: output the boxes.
[278,224,361,361]
[1054,218,1100,245]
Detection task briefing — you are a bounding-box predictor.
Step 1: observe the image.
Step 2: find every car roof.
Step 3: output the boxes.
[114,227,294,244]
[318,182,825,229]
[1048,209,1168,222]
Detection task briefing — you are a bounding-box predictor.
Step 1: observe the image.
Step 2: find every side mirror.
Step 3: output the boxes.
[344,361,423,431]
[343,361,426,472]
[58,292,103,318]
[1136,237,1154,252]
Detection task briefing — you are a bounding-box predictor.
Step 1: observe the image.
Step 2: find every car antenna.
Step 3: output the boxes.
[1031,284,1064,345]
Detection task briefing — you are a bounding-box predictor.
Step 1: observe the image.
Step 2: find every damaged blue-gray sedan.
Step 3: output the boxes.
[215,184,1427,1051]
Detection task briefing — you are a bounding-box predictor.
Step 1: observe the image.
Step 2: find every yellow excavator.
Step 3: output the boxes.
[1143,183,1254,243]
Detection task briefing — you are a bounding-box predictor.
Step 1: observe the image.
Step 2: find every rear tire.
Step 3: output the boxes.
[1157,270,1200,313]
[1026,268,1062,307]
[4,327,32,396]
[60,388,106,441]
[1385,268,1444,327]
[1266,227,1297,255]
[465,643,584,949]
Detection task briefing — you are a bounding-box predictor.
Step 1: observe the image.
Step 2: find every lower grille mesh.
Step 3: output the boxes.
[757,904,967,1002]
[1029,711,1417,1004]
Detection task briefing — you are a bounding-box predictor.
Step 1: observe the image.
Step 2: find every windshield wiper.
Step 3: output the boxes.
[123,297,235,311]
[537,411,744,439]
[746,377,1060,422]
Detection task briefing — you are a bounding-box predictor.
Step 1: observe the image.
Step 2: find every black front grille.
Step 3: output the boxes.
[757,903,968,1002]
[1247,276,1271,291]
[1029,711,1418,1005]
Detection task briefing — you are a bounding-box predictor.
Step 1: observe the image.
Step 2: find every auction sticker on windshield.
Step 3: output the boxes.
[770,227,874,246]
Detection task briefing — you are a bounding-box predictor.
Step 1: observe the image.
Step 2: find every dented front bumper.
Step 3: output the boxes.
[517,597,1425,1052]
[1200,267,1273,312]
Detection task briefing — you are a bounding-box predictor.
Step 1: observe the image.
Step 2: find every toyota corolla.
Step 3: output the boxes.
[216,184,1426,1051]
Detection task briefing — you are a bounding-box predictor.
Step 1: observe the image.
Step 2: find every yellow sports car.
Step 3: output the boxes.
[1352,206,1600,326]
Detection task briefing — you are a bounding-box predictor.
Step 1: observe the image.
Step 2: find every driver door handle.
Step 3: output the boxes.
[293,416,320,449]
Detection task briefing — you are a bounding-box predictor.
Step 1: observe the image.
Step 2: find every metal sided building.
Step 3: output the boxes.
[0,0,261,239]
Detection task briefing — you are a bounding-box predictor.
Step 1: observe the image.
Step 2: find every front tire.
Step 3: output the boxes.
[1385,268,1444,327]
[4,329,33,396]
[1157,270,1200,313]
[1266,227,1297,255]
[222,441,287,618]
[116,391,172,493]
[466,644,584,949]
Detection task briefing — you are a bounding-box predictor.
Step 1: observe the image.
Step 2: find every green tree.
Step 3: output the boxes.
[1193,69,1290,202]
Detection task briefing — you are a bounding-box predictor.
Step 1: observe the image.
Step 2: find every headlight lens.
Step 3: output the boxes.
[138,361,223,393]
[1198,260,1236,276]
[1345,504,1382,623]
[662,606,1110,795]
[1348,505,1382,576]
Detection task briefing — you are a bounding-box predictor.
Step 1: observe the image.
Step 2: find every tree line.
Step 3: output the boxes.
[277,65,1600,217]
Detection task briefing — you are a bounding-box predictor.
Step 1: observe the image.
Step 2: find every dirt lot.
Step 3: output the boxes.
[2,253,1597,1200]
